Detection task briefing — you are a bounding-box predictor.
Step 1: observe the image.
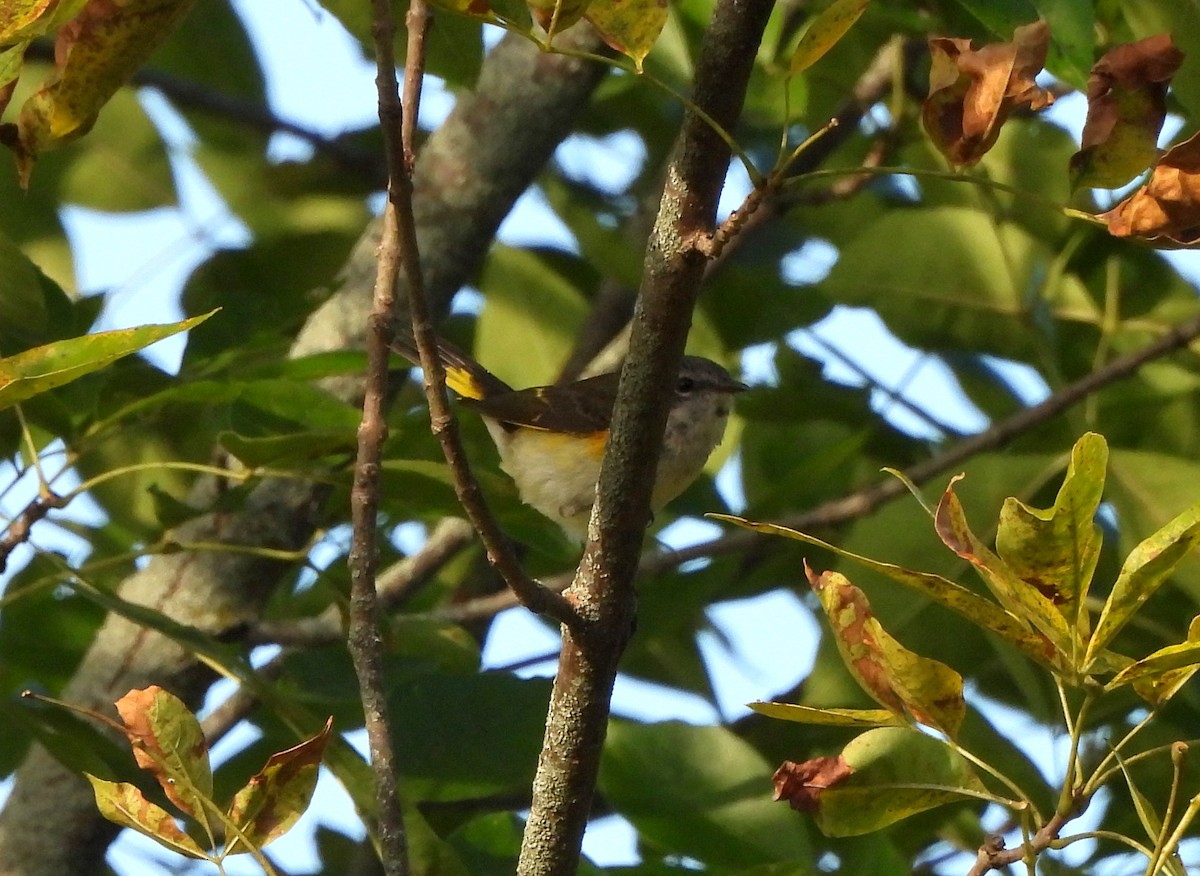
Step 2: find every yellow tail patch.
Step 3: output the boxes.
[443,365,488,401]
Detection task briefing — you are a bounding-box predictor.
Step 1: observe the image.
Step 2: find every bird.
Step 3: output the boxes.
[391,333,747,539]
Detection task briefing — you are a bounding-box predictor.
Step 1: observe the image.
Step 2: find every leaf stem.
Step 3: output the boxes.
[1083,708,1161,797]
[1056,685,1094,815]
[945,735,1041,822]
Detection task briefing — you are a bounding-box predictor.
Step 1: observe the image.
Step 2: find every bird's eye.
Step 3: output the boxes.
[676,376,696,394]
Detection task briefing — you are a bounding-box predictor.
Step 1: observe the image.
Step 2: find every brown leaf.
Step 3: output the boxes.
[1099,131,1200,246]
[1070,35,1184,190]
[772,757,853,813]
[805,563,905,716]
[923,20,1054,167]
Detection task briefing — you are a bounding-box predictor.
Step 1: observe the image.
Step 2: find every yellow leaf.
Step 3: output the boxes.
[790,0,870,75]
[586,0,667,71]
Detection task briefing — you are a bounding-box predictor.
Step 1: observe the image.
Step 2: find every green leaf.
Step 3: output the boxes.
[789,0,870,75]
[813,727,986,837]
[114,686,213,824]
[816,207,1097,359]
[474,245,588,389]
[332,0,488,86]
[60,87,176,211]
[600,720,811,868]
[934,475,1078,662]
[392,672,552,801]
[86,776,208,860]
[712,516,1061,669]
[1087,499,1200,668]
[11,693,139,782]
[1110,749,1188,876]
[65,577,256,689]
[0,227,53,347]
[1032,0,1094,88]
[1131,617,1200,706]
[750,702,906,728]
[0,310,217,411]
[226,718,332,853]
[1106,635,1200,692]
[995,432,1106,639]
[219,430,358,467]
[946,0,1038,39]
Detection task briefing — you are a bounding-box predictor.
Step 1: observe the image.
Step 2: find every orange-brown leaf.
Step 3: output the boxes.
[804,563,966,736]
[225,718,332,853]
[923,19,1054,167]
[114,686,212,820]
[1099,131,1200,246]
[772,757,853,813]
[1070,34,1184,190]
[805,563,905,716]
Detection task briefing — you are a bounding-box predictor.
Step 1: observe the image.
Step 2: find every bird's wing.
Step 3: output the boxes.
[467,371,619,434]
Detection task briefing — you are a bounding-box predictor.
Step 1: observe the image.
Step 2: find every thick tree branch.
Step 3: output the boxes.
[516,4,775,874]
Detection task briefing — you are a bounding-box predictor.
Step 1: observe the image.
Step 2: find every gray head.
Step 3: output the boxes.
[673,356,748,417]
[653,357,747,509]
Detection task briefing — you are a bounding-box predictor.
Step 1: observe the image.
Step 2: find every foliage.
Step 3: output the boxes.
[724,433,1200,868]
[32,685,331,874]
[2,0,1200,875]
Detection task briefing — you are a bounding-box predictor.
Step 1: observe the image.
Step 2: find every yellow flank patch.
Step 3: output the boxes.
[584,430,608,459]
[524,429,608,462]
[443,365,487,400]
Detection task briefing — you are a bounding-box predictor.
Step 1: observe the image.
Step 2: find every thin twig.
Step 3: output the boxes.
[398,84,580,629]
[0,488,68,574]
[801,330,968,439]
[345,3,418,874]
[401,3,430,173]
[699,37,906,269]
[652,310,1200,568]
[967,807,1075,876]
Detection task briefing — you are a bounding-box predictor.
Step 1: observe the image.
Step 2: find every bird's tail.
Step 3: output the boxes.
[390,333,512,401]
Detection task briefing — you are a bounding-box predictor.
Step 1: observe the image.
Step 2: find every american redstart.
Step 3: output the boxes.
[391,334,747,539]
